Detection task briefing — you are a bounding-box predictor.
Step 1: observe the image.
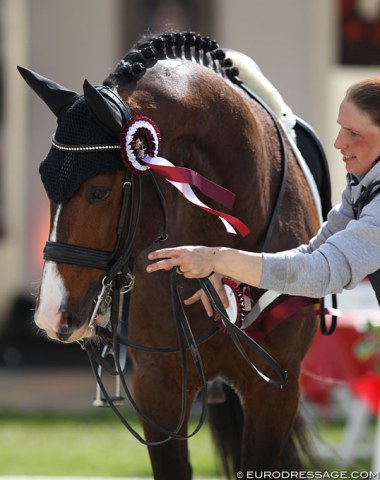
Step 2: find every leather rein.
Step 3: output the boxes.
[41,81,305,445]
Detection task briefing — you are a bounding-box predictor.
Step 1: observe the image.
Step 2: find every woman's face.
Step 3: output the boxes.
[334,98,380,177]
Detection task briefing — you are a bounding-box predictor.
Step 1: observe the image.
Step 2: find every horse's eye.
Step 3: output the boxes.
[86,186,111,204]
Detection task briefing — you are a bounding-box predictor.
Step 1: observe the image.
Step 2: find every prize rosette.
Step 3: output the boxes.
[120,116,160,175]
[215,277,246,333]
[120,116,250,237]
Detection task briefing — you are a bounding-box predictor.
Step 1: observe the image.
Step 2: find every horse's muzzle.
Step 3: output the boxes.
[34,308,95,343]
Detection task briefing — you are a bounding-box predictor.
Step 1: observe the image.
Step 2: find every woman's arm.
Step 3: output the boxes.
[146,190,364,302]
[147,246,264,286]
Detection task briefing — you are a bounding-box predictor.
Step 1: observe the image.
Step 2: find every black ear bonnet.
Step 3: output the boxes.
[18,66,132,204]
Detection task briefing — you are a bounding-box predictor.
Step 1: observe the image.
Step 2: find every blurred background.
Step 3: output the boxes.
[1,0,380,475]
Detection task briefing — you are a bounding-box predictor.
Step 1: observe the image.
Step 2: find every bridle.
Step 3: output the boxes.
[44,169,138,324]
[40,82,295,445]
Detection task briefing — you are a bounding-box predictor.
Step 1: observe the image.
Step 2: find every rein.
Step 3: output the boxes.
[230,77,288,252]
[84,271,211,446]
[199,278,288,387]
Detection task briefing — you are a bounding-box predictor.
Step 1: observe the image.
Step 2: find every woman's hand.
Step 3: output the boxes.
[146,247,230,317]
[147,246,217,278]
[147,245,263,294]
[184,273,229,317]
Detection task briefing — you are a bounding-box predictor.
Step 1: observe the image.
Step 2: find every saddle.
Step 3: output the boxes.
[294,116,332,221]
[225,49,332,222]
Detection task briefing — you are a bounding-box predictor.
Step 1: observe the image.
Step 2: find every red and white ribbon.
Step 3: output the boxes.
[120,116,250,237]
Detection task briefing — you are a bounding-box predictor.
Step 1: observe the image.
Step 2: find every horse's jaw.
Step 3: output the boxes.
[35,260,109,343]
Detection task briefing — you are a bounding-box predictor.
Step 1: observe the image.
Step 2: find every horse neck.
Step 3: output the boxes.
[119,61,318,254]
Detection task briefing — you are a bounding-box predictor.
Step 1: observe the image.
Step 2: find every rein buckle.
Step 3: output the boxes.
[120,272,135,294]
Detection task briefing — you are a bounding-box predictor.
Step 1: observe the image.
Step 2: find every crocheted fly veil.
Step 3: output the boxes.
[41,98,124,203]
[17,67,131,204]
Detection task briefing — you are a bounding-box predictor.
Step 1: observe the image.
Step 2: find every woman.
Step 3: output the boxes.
[147,77,380,313]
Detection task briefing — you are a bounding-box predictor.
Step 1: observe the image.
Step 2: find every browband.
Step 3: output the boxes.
[51,134,120,152]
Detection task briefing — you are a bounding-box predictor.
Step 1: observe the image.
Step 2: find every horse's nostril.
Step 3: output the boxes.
[59,310,72,327]
[56,311,74,341]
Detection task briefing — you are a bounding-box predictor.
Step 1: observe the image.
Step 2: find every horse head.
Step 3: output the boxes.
[19,35,258,344]
[18,67,144,342]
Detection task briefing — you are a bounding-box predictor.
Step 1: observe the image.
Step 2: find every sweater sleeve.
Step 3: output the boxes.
[259,189,380,297]
[306,187,353,252]
[265,186,353,256]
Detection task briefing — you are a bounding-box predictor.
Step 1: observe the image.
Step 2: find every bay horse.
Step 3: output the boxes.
[20,32,322,479]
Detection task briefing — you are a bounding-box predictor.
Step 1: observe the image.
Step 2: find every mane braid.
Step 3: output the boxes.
[103,31,239,88]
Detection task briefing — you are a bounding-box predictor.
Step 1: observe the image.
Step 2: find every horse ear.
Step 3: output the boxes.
[17,66,80,118]
[83,79,124,138]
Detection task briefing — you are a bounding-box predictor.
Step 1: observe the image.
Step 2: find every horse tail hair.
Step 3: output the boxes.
[207,384,243,479]
[208,385,320,476]
[278,410,321,472]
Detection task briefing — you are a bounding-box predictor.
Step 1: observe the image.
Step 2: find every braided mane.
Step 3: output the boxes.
[103,31,239,87]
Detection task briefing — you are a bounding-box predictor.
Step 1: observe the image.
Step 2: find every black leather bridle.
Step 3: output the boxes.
[44,172,134,271]
[41,83,292,445]
[44,169,139,335]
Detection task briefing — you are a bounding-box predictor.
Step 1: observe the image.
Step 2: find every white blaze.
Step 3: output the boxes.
[34,205,67,334]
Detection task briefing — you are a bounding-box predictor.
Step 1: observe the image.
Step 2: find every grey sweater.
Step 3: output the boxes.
[259,161,380,298]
